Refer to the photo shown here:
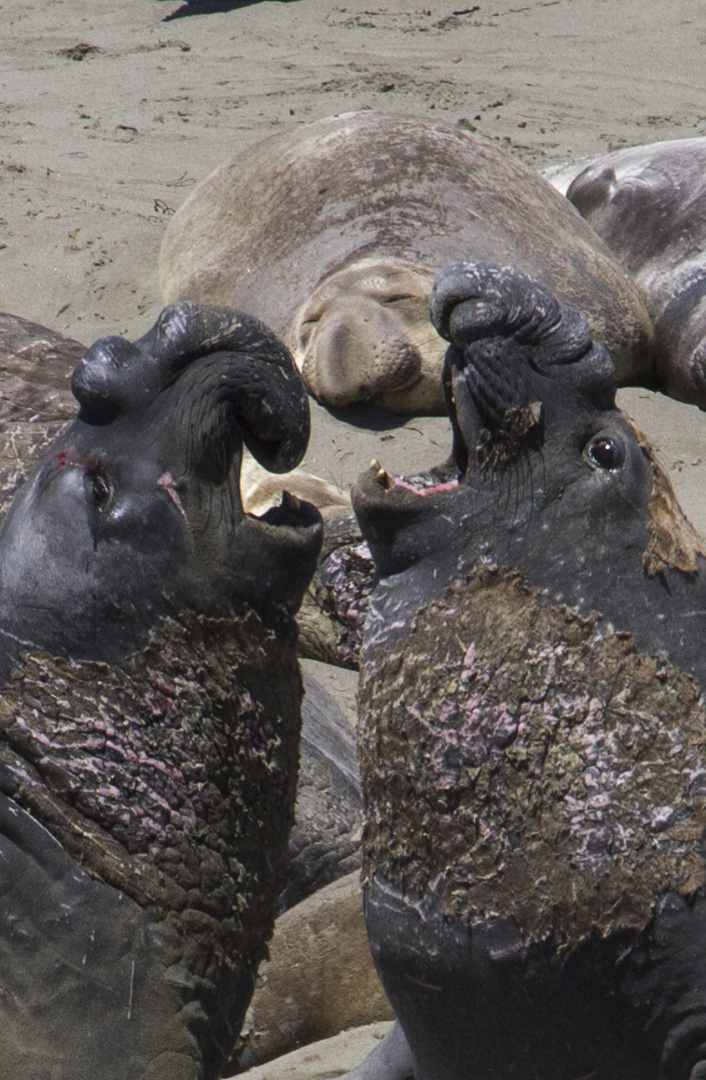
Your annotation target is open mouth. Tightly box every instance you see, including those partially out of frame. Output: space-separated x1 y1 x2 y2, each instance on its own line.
256 488 321 530
370 457 462 499
357 354 477 510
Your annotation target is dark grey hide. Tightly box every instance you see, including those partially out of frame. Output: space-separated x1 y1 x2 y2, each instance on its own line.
0 303 322 1080
351 263 706 1080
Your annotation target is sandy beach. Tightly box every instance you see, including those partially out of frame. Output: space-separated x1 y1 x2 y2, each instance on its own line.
3 0 706 527
1 0 704 345
3 2 706 1075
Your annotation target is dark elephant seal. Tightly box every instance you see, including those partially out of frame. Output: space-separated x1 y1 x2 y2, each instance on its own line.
350 261 706 1080
159 111 654 413
0 310 365 912
565 138 706 409
283 659 362 909
0 303 323 1079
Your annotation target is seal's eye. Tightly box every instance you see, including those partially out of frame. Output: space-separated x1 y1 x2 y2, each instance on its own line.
585 433 625 471
92 474 111 504
382 293 415 305
85 467 111 507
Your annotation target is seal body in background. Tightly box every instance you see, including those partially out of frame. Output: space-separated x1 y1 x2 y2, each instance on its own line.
160 111 654 414
565 137 706 409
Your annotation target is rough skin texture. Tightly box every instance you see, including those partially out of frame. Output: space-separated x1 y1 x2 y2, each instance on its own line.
360 566 706 953
0 313 82 513
0 608 302 1077
297 510 374 669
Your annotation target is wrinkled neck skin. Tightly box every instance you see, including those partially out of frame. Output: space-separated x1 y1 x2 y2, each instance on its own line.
0 789 250 1080
0 607 302 1080
354 339 706 688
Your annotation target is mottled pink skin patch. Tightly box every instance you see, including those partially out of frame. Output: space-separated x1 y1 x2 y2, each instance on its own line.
320 541 375 662
0 612 300 891
408 696 521 788
13 674 209 847
360 567 706 947
157 472 187 519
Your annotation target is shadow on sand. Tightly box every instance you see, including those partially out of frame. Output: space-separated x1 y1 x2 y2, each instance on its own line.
161 0 300 19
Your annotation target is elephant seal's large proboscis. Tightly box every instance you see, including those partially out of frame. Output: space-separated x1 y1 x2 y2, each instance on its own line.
159 111 654 414
565 138 706 409
0 303 322 1080
351 263 706 1080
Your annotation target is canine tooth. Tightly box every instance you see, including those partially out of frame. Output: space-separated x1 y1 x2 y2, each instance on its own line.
280 490 302 512
370 459 392 488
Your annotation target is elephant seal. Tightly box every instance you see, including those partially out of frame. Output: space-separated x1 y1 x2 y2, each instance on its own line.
283 660 362 909
565 138 706 409
237 870 393 1070
0 303 323 1079
159 111 654 413
0 309 365 919
350 261 706 1080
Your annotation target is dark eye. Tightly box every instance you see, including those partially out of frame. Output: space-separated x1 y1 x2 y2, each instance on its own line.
89 472 111 505
586 434 624 471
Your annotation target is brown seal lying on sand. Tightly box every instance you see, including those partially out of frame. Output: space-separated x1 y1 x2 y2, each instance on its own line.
159 111 654 414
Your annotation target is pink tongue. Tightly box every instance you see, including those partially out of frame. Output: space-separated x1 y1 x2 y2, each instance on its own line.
392 477 459 497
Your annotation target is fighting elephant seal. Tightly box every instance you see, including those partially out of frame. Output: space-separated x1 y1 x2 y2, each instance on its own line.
350 261 706 1080
0 309 365 917
0 303 323 1079
159 111 654 413
565 138 706 409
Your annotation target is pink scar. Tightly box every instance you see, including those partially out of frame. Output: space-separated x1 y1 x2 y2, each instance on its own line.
158 473 187 519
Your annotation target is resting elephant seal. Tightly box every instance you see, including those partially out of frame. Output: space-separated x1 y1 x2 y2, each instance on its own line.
351 261 706 1080
0 303 323 1079
564 138 706 409
159 111 654 413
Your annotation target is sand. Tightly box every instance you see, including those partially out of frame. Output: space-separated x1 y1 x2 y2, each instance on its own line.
4 0 706 525
1 0 704 346
3 2 706 1076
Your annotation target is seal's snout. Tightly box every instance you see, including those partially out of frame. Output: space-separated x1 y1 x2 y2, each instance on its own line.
430 261 618 467
430 260 592 367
